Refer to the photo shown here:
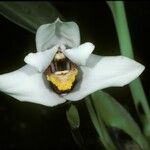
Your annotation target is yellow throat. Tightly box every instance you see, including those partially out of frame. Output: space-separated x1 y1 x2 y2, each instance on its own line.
46 68 78 91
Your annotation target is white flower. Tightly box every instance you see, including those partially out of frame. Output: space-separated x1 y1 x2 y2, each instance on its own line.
0 18 145 107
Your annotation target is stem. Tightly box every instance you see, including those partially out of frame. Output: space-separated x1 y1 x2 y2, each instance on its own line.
107 1 150 135
66 103 86 149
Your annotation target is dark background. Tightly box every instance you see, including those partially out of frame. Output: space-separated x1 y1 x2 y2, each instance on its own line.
0 1 150 150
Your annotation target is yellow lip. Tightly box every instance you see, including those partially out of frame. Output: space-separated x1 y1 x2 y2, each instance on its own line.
46 68 78 91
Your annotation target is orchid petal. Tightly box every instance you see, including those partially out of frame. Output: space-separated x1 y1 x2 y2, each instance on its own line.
64 54 145 101
36 18 80 51
0 65 66 106
64 42 95 65
24 46 58 72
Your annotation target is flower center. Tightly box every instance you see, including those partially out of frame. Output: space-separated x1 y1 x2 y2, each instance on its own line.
44 51 78 94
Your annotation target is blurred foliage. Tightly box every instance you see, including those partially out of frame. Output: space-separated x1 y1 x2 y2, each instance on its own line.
0 2 62 33
91 91 149 149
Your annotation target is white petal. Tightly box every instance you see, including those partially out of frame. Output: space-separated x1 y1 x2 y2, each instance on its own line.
64 54 145 101
24 46 58 72
64 42 95 65
36 18 80 51
0 65 66 106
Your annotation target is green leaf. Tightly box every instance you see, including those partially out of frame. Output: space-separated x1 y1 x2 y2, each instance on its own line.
91 91 150 150
0 2 62 33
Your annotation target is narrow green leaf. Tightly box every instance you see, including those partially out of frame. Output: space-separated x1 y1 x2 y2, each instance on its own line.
0 2 62 33
91 91 150 150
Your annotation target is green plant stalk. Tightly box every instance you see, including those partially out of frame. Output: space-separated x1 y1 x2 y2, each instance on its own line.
107 1 150 133
85 97 117 150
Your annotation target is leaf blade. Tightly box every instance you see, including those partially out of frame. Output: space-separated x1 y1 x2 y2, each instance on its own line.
92 91 150 150
0 2 62 33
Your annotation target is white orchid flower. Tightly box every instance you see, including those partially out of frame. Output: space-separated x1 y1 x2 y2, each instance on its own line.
0 18 145 107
